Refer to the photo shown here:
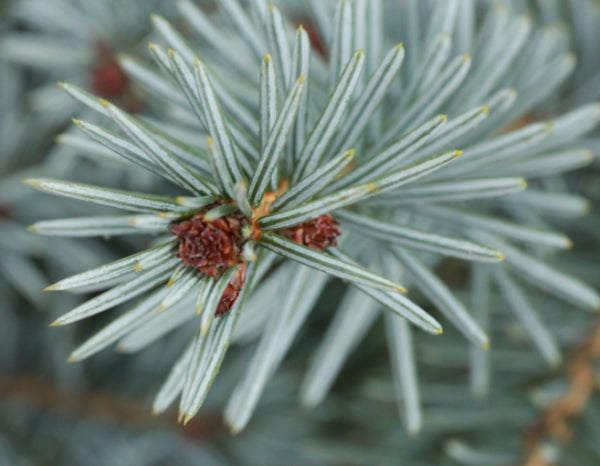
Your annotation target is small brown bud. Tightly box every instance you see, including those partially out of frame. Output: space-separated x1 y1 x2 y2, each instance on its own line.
279 214 341 251
216 262 247 316
91 59 129 99
170 202 251 278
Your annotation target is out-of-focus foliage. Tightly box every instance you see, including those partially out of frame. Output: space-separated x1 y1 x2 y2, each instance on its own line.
1 1 599 465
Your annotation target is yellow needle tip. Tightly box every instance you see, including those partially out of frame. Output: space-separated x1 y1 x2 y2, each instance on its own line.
407 427 420 437
227 422 240 435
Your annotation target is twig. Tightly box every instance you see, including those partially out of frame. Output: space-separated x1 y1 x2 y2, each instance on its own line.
0 374 223 437
524 320 600 465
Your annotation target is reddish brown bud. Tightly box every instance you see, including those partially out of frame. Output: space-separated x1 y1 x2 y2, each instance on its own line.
170 202 251 278
279 214 341 251
90 59 129 99
216 262 247 316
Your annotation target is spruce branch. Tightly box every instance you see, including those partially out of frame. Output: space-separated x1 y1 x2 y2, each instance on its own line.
17 0 600 435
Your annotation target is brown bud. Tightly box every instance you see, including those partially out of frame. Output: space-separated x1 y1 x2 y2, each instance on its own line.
278 214 341 251
91 59 129 99
216 262 247 316
170 203 250 278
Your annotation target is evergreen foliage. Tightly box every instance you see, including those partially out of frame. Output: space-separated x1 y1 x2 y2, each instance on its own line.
1 0 600 464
